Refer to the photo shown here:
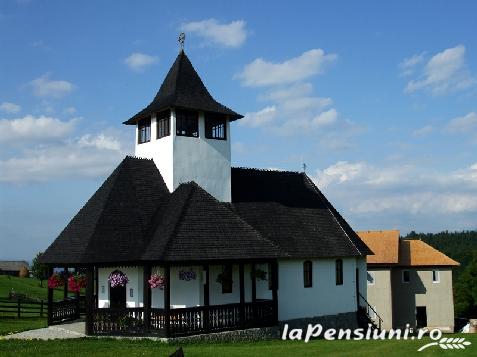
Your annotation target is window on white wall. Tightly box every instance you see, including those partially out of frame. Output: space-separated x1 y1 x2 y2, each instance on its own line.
157 110 171 139
402 270 410 283
336 259 343 285
138 117 151 144
367 271 375 285
303 261 313 288
130 288 134 298
432 269 440 283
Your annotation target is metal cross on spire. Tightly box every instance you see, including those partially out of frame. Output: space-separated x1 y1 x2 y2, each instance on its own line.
178 32 185 50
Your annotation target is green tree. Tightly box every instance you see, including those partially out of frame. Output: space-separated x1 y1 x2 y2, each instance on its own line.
31 252 49 287
454 251 477 318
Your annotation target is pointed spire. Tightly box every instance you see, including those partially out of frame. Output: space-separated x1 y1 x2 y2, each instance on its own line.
124 49 243 124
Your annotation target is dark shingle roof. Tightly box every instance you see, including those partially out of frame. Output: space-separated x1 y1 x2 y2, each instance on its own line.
143 183 281 262
40 157 170 265
123 50 243 125
231 168 373 258
41 158 279 265
40 159 370 265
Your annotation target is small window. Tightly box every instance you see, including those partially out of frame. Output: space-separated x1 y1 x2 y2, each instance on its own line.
303 261 313 288
129 288 134 298
432 270 440 283
402 270 410 283
101 286 105 294
367 271 375 285
176 109 199 137
336 259 343 285
221 264 233 294
157 110 170 139
138 118 151 144
205 114 227 140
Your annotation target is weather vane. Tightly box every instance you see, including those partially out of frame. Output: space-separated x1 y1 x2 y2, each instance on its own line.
178 32 185 50
303 163 307 173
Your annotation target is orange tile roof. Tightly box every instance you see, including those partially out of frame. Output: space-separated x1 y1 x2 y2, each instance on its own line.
398 240 459 267
357 230 460 266
357 230 400 264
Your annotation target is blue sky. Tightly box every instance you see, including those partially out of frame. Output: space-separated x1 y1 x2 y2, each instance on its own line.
1 0 476 261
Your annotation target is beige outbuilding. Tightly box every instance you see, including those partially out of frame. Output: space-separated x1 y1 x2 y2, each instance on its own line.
357 230 459 332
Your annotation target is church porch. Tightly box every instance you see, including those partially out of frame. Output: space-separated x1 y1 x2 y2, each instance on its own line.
48 260 278 337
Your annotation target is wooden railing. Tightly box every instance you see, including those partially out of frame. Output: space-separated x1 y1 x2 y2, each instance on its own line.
92 300 275 337
93 307 145 335
51 298 80 324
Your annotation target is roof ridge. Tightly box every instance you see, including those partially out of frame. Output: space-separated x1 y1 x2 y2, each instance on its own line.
232 166 301 174
302 173 368 257
77 159 125 263
157 185 195 261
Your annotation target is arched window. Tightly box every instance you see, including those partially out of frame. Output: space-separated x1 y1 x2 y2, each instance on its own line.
303 260 312 288
336 259 343 285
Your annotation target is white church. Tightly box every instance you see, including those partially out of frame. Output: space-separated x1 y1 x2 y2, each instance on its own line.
40 43 374 338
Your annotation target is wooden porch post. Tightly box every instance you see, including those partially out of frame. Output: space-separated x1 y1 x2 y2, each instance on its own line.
74 267 80 319
85 265 94 335
63 266 68 300
239 262 245 328
251 263 257 322
94 267 99 308
47 266 53 326
164 264 171 337
143 264 151 333
271 260 279 324
203 264 210 332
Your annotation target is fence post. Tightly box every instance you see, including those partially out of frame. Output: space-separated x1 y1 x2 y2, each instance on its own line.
17 299 21 318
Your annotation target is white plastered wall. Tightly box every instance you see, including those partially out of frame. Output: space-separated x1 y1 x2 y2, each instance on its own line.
134 110 231 202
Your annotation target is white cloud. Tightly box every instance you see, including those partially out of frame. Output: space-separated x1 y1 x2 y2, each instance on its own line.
399 52 425 76
236 49 337 87
311 108 338 128
63 106 77 115
262 83 314 101
182 19 247 48
78 134 121 151
0 133 126 183
0 102 21 114
446 112 477 133
404 45 476 95
280 96 333 113
0 115 76 143
29 73 75 98
412 125 433 137
312 160 477 219
240 106 277 127
124 53 158 72
315 161 368 188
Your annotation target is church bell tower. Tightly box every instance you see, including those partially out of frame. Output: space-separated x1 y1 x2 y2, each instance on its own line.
123 40 242 202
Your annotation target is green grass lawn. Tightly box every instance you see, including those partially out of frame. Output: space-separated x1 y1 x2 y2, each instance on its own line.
0 334 475 357
0 318 47 335
0 275 64 301
0 275 66 335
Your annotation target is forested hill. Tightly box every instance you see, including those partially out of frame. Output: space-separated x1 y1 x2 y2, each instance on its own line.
404 230 477 277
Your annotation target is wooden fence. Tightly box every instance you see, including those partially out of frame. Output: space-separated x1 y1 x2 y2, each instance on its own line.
0 298 46 318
